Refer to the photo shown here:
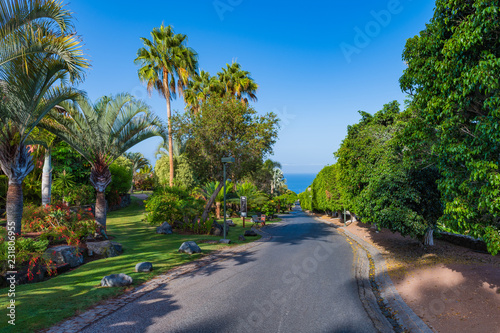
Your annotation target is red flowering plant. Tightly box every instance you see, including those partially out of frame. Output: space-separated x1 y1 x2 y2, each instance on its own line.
22 203 97 247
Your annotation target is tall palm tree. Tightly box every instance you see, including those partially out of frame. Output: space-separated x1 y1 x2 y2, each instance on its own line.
184 70 220 114
0 0 88 234
154 137 187 160
217 62 258 104
39 94 163 230
135 24 198 187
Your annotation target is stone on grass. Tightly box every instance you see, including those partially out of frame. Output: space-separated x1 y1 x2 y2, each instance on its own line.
135 262 153 272
156 222 173 235
87 241 123 258
226 219 236 227
87 241 123 257
219 239 231 244
43 245 83 268
101 273 133 287
244 230 258 237
238 235 246 241
178 241 202 254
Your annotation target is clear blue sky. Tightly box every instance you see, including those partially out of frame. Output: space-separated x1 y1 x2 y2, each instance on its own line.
70 0 436 174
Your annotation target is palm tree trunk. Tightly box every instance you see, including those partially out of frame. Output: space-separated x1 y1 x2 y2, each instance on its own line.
164 71 174 187
216 201 221 219
6 182 23 235
41 148 52 206
95 191 107 230
201 181 224 222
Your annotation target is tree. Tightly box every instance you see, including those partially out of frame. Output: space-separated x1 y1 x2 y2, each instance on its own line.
39 94 163 230
217 62 258 104
335 101 442 245
311 164 342 216
400 0 500 254
174 96 279 222
0 0 88 233
196 180 232 219
124 152 150 193
135 24 198 187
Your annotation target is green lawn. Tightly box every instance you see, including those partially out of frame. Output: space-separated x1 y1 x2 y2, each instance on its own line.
0 198 261 332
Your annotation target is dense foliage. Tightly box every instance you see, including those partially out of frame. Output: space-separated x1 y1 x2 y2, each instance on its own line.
400 0 500 254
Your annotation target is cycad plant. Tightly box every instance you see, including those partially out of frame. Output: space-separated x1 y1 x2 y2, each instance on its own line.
39 94 163 229
0 0 88 234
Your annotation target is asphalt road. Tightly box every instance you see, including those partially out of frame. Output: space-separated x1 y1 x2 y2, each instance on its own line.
82 208 376 333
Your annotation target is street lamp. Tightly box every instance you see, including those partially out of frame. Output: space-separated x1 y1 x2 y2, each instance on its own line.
221 157 235 240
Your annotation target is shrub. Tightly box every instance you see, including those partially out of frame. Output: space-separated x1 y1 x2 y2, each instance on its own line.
107 156 133 196
144 185 205 233
260 200 277 217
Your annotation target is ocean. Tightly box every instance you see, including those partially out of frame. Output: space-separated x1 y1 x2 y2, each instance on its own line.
284 173 317 194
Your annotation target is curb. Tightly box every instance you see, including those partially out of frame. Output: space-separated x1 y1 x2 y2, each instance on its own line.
43 228 272 333
315 216 434 333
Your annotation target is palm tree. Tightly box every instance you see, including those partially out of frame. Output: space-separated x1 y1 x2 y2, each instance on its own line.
154 137 187 160
39 94 163 230
217 62 258 104
0 0 86 72
184 70 220 114
234 181 268 208
135 24 198 187
124 152 150 193
197 180 232 219
0 0 88 234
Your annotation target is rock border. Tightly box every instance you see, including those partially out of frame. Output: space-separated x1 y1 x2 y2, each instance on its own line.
315 215 434 333
43 227 271 333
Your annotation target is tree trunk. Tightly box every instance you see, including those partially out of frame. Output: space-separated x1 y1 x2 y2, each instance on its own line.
95 191 107 230
423 227 434 246
216 202 221 219
337 210 344 223
41 149 52 206
201 181 224 222
164 72 174 187
6 182 23 235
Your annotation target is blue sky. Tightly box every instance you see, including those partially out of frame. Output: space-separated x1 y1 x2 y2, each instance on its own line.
70 0 436 175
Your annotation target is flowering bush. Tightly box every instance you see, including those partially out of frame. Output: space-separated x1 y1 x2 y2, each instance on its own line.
22 203 97 247
260 200 277 217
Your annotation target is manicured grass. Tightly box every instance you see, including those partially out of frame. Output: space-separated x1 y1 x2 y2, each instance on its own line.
0 198 260 332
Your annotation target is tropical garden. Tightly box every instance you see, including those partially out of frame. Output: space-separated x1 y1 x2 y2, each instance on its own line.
300 0 500 256
0 1 297 330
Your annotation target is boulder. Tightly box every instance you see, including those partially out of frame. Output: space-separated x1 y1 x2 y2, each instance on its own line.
178 241 202 254
101 273 133 287
135 262 153 272
43 245 83 268
219 239 231 244
87 241 123 258
244 230 258 237
210 220 230 236
156 222 173 235
238 235 246 241
226 219 236 227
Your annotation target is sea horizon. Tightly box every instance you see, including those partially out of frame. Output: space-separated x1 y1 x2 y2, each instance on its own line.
284 173 317 194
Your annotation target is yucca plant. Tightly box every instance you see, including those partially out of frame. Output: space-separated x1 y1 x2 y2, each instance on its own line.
39 94 163 229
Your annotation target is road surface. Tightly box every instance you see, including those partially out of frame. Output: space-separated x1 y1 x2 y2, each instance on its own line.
83 208 376 333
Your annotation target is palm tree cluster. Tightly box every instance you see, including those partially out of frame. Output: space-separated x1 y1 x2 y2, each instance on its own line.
135 24 259 187
0 0 163 233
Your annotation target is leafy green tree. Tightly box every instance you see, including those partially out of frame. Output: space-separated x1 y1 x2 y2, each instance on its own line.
0 0 88 233
135 24 198 187
39 94 162 230
311 164 342 216
400 0 500 254
174 96 279 222
335 101 442 245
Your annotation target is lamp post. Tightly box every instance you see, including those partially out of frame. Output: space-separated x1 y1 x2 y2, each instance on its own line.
221 157 235 240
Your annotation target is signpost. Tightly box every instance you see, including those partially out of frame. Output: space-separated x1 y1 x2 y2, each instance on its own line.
240 196 247 227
